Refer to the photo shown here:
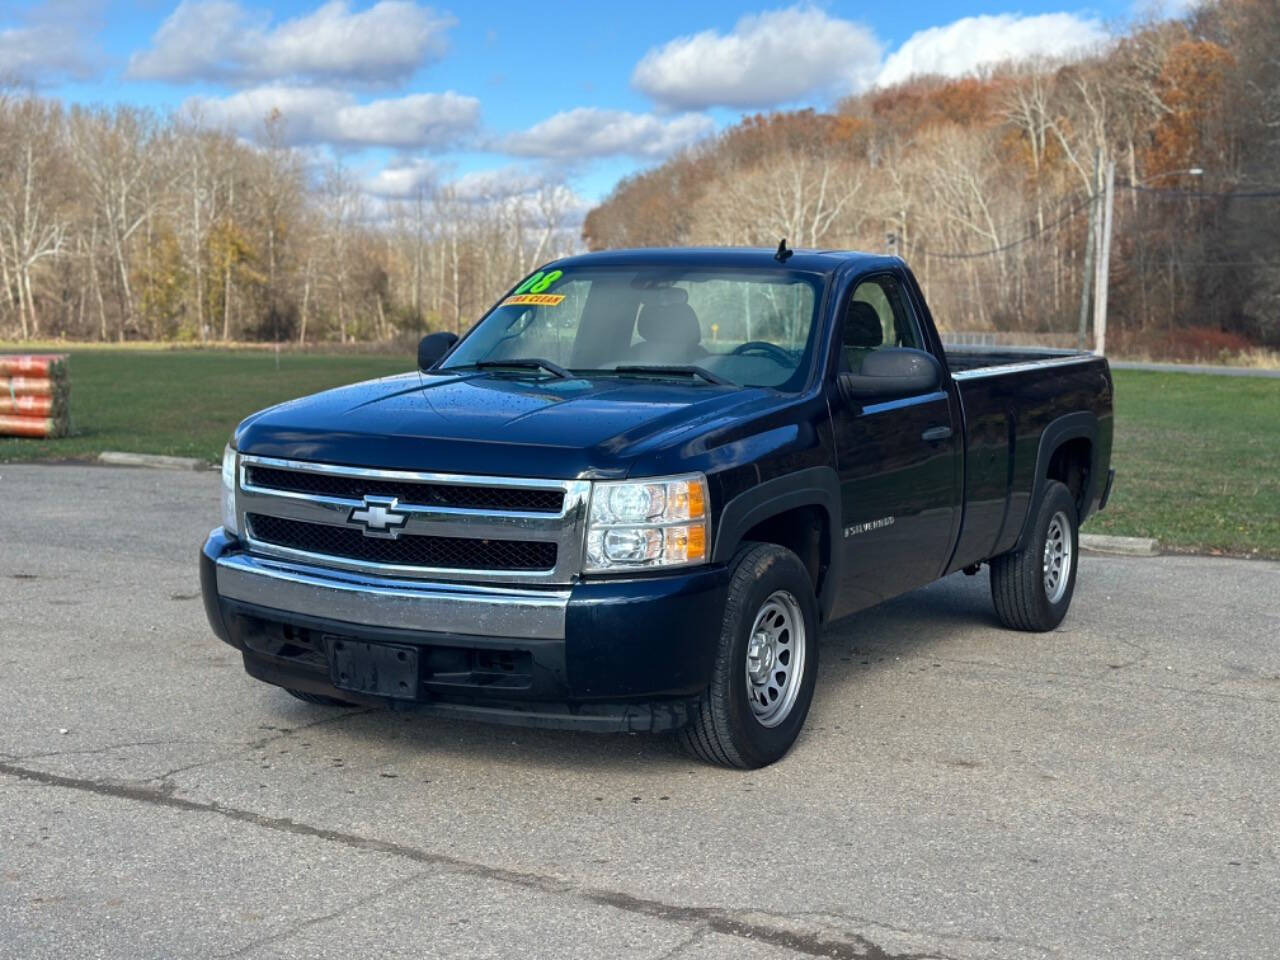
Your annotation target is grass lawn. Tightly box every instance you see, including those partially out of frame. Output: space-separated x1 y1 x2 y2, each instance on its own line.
1087 369 1280 558
0 348 409 464
2 350 1277 557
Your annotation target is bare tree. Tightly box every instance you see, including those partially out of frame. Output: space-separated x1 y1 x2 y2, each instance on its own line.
70 106 169 340
321 162 363 343
0 98 68 337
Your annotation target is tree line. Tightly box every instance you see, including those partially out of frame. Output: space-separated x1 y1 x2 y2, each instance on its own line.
585 0 1280 354
0 105 577 344
3 0 1277 355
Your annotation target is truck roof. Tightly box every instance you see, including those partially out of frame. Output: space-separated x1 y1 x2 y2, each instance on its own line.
547 247 901 274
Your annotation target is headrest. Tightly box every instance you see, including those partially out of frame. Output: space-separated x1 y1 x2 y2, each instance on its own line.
644 286 689 307
637 302 701 346
844 302 883 349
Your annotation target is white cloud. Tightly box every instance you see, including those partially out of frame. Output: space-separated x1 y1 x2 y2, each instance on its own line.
366 159 437 197
451 169 591 226
1133 0 1200 18
501 109 714 160
877 13 1109 87
451 166 549 201
367 162 589 239
0 1 102 83
128 0 454 87
335 92 477 147
186 86 480 149
632 6 881 111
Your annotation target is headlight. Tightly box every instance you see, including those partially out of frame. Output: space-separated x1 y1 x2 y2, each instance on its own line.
220 444 239 536
584 474 709 573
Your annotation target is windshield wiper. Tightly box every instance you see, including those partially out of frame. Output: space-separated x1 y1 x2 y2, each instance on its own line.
612 364 733 386
472 358 572 379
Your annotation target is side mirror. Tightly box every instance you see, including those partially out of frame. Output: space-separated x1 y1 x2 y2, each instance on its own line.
418 331 459 370
838 348 940 406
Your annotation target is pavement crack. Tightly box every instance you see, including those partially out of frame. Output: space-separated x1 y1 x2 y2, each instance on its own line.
0 759 934 960
214 871 433 958
651 926 709 960
583 891 945 960
788 910 1060 958
11 710 377 785
930 655 1280 706
146 752 244 786
1106 636 1152 671
145 709 374 786
245 708 375 751
12 738 225 763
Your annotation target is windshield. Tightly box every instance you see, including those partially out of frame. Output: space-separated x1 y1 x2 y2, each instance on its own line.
441 266 824 390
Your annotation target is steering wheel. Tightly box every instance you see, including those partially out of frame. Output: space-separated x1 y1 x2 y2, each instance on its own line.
730 341 793 366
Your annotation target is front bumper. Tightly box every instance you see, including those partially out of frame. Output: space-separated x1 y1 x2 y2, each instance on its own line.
201 529 728 732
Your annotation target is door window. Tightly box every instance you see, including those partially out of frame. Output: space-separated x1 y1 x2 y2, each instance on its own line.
840 275 923 373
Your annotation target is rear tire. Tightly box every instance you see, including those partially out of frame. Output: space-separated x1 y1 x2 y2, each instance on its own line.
990 480 1079 632
285 688 359 707
679 543 819 769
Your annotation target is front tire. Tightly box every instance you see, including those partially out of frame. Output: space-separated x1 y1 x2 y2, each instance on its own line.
990 480 1079 631
679 544 819 769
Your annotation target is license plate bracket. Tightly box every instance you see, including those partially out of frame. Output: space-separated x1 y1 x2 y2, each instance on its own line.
325 636 419 700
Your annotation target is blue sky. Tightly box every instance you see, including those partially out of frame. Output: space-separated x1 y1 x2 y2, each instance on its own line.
2 0 1189 205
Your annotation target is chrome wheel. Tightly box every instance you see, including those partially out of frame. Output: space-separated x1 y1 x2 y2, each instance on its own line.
744 590 806 727
1043 510 1073 604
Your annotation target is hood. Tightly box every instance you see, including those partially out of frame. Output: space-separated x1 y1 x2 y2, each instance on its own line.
234 370 787 478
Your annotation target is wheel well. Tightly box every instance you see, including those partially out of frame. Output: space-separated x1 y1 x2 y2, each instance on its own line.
738 505 829 593
1047 437 1092 517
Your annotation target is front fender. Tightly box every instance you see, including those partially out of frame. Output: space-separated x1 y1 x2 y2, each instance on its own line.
712 465 842 620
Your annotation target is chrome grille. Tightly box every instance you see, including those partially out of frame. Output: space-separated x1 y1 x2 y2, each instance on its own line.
247 514 558 571
244 464 565 513
237 455 589 584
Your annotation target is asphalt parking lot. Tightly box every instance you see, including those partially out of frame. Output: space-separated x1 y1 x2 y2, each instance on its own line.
1 463 1277 960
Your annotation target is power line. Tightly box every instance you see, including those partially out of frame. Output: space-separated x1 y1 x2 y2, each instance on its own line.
1120 183 1280 199
1130 260 1280 268
898 188 1280 263
902 195 1093 261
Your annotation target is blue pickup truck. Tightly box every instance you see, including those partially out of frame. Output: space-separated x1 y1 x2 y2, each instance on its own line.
201 247 1114 768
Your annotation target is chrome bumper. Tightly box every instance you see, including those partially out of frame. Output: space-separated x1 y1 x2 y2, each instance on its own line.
214 552 570 640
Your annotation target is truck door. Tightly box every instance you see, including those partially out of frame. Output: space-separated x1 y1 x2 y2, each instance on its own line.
829 273 961 613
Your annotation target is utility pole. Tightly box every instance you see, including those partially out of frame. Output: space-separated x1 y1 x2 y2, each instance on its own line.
1077 149 1100 350
1093 159 1116 356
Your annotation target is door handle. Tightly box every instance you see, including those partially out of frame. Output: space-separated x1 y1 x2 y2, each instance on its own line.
922 425 953 443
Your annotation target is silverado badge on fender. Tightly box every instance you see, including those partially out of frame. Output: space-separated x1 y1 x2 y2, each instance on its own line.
348 496 409 539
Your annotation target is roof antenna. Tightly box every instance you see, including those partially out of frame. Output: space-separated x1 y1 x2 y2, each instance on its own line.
774 238 793 263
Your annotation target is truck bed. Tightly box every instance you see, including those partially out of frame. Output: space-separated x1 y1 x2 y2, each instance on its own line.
941 345 1115 575
943 346 1095 375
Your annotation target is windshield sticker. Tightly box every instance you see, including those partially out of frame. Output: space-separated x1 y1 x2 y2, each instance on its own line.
511 269 564 296
503 293 566 307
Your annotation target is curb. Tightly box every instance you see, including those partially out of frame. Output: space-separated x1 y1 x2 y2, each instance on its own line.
1080 533 1160 557
98 451 212 472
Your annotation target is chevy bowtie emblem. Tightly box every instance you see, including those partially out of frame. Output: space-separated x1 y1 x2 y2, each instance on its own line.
348 496 409 539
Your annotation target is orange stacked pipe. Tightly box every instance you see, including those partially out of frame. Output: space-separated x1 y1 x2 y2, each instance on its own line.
0 355 68 378
0 375 55 396
0 395 55 416
0 354 70 438
0 415 61 437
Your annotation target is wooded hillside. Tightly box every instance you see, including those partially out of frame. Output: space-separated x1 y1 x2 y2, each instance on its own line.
585 0 1280 355
2 0 1276 355
0 107 577 344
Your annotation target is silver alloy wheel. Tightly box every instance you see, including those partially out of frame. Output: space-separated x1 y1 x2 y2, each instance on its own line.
744 590 806 728
1043 510 1073 604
